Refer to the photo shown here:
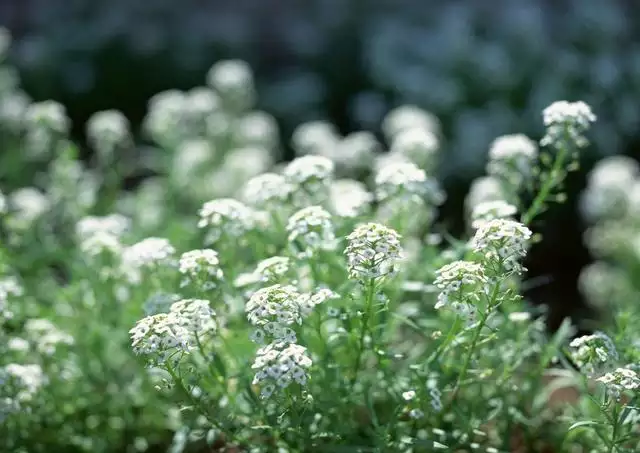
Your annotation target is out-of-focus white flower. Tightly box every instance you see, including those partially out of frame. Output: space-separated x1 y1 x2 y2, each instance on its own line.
465 176 506 214
541 100 596 148
291 120 340 157
2 363 47 403
178 249 224 290
197 198 256 245
171 140 214 187
8 187 49 227
298 288 339 316
123 237 176 269
470 219 532 274
402 390 416 401
242 173 293 210
329 179 373 218
382 105 441 141
86 109 130 156
389 127 440 172
284 155 335 206
76 214 131 241
7 337 29 352
579 156 639 222
207 59 255 112
569 331 618 376
470 200 518 229
253 256 292 284
486 134 538 189
24 319 74 355
234 111 279 151
286 206 336 257
375 161 444 206
251 341 312 398
333 131 379 173
25 100 70 135
345 223 403 281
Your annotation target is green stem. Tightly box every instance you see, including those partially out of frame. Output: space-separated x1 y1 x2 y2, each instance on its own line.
608 405 619 453
521 146 568 225
351 279 376 387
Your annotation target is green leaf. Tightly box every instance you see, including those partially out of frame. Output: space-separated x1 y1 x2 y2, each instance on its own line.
568 420 600 432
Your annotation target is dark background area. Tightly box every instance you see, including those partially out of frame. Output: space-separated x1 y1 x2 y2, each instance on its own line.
2 0 639 329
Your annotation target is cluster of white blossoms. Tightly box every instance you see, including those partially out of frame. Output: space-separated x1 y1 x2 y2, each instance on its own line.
86 109 131 156
253 256 292 284
596 367 640 400
0 276 23 320
197 198 256 245
23 319 74 356
76 214 131 240
470 219 532 274
207 59 255 112
388 127 439 172
569 331 619 376
251 341 312 399
286 206 336 257
345 223 403 281
470 200 518 230
298 288 339 316
178 249 224 290
24 100 70 156
375 161 444 206
540 100 597 149
8 187 50 228
122 237 176 283
1 363 47 406
579 156 639 222
486 134 538 190
246 285 304 340
283 155 335 206
130 299 216 365
433 261 489 317
241 173 293 210
329 179 373 219
381 105 441 142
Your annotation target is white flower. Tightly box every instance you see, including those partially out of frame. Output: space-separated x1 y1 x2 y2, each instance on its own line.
389 127 439 171
130 313 191 363
433 261 488 315
25 100 70 135
197 198 256 244
86 109 130 152
345 223 403 281
242 173 293 209
596 367 640 399
465 176 506 213
470 200 518 229
178 249 224 290
286 206 336 257
541 100 596 148
487 134 538 189
375 161 444 206
409 408 424 419
246 284 304 329
234 111 279 150
251 342 312 397
470 219 532 274
24 319 74 355
2 364 47 402
291 121 340 157
283 155 334 206
76 214 131 240
7 337 29 352
402 390 416 401
382 105 441 141
569 331 618 376
254 256 292 283
579 156 639 222
329 179 373 218
80 231 123 257
298 288 340 316
207 59 255 111
169 299 217 335
123 237 176 269
9 188 49 226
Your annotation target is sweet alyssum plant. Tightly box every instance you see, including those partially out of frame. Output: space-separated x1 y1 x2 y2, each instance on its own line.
1 26 637 451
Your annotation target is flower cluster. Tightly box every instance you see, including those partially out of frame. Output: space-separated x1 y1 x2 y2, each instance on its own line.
375 161 444 206
178 249 224 290
241 173 293 210
246 285 304 337
23 319 74 355
0 276 23 320
283 155 335 206
470 219 532 274
1 364 47 406
569 332 619 376
253 256 292 284
251 342 312 398
86 109 131 157
433 261 489 317
197 198 256 245
130 299 216 365
596 367 640 400
470 200 518 229
298 288 340 316
541 101 597 149
286 206 336 257
329 179 373 219
345 223 403 281
486 134 538 190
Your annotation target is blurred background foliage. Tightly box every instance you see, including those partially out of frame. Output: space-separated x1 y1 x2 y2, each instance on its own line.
1 0 639 326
